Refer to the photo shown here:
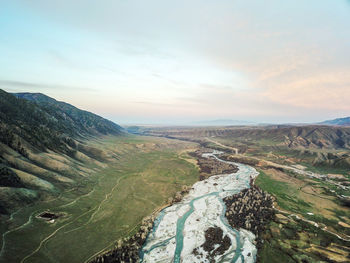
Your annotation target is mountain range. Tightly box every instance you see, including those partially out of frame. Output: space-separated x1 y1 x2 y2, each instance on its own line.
320 116 350 126
188 117 350 127
0 89 124 214
0 88 349 214
0 90 123 157
190 119 256 126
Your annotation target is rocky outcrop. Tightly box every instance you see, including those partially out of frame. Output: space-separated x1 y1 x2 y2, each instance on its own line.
224 180 275 243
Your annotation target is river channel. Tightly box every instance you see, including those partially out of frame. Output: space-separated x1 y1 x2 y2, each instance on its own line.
141 150 258 263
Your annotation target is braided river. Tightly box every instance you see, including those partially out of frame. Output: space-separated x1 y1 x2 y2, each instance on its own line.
141 151 259 263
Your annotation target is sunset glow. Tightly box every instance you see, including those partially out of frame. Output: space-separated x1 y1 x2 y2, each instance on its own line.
1 0 349 124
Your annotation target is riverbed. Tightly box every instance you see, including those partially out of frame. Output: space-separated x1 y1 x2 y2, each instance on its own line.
141 151 259 263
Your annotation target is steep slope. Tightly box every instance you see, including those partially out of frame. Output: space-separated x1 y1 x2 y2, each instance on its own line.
320 116 350 126
1 89 75 156
0 89 124 214
13 92 123 137
1 90 123 156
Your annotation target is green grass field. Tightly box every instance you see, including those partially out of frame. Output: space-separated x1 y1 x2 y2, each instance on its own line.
0 135 199 263
255 171 313 214
256 169 350 262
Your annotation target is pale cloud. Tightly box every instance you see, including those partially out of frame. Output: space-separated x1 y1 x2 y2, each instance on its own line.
263 70 350 110
1 0 349 124
0 80 96 92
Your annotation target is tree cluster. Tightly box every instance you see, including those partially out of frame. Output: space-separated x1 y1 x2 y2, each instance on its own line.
0 165 23 188
224 181 275 240
91 215 156 263
193 227 232 263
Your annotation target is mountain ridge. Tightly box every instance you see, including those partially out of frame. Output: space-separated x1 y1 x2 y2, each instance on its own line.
190 119 256 126
320 116 350 126
0 89 124 214
13 92 123 136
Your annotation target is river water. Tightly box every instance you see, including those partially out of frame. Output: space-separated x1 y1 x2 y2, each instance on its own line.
140 151 258 263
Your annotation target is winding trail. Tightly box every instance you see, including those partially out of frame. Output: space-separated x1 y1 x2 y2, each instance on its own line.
19 174 127 263
8 208 23 222
63 175 127 235
20 205 99 263
0 209 41 258
0 185 86 260
58 187 96 208
0 185 99 261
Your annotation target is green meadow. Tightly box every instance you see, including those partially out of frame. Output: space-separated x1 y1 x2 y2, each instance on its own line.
0 135 199 263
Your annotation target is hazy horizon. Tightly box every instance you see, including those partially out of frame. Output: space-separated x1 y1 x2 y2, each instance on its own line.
1 1 349 125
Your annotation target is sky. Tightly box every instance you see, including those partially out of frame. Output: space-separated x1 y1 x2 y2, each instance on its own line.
1 0 349 125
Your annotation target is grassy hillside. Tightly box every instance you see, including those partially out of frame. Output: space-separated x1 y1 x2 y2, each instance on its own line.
1 90 123 156
256 170 350 263
0 89 124 215
14 92 123 136
0 135 199 263
0 90 201 262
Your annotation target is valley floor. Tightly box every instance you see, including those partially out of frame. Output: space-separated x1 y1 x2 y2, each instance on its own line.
2 125 350 263
0 135 199 263
133 126 350 262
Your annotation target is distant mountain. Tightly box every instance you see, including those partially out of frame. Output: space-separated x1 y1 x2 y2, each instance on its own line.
191 119 255 126
320 116 350 126
141 125 350 170
143 125 350 150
